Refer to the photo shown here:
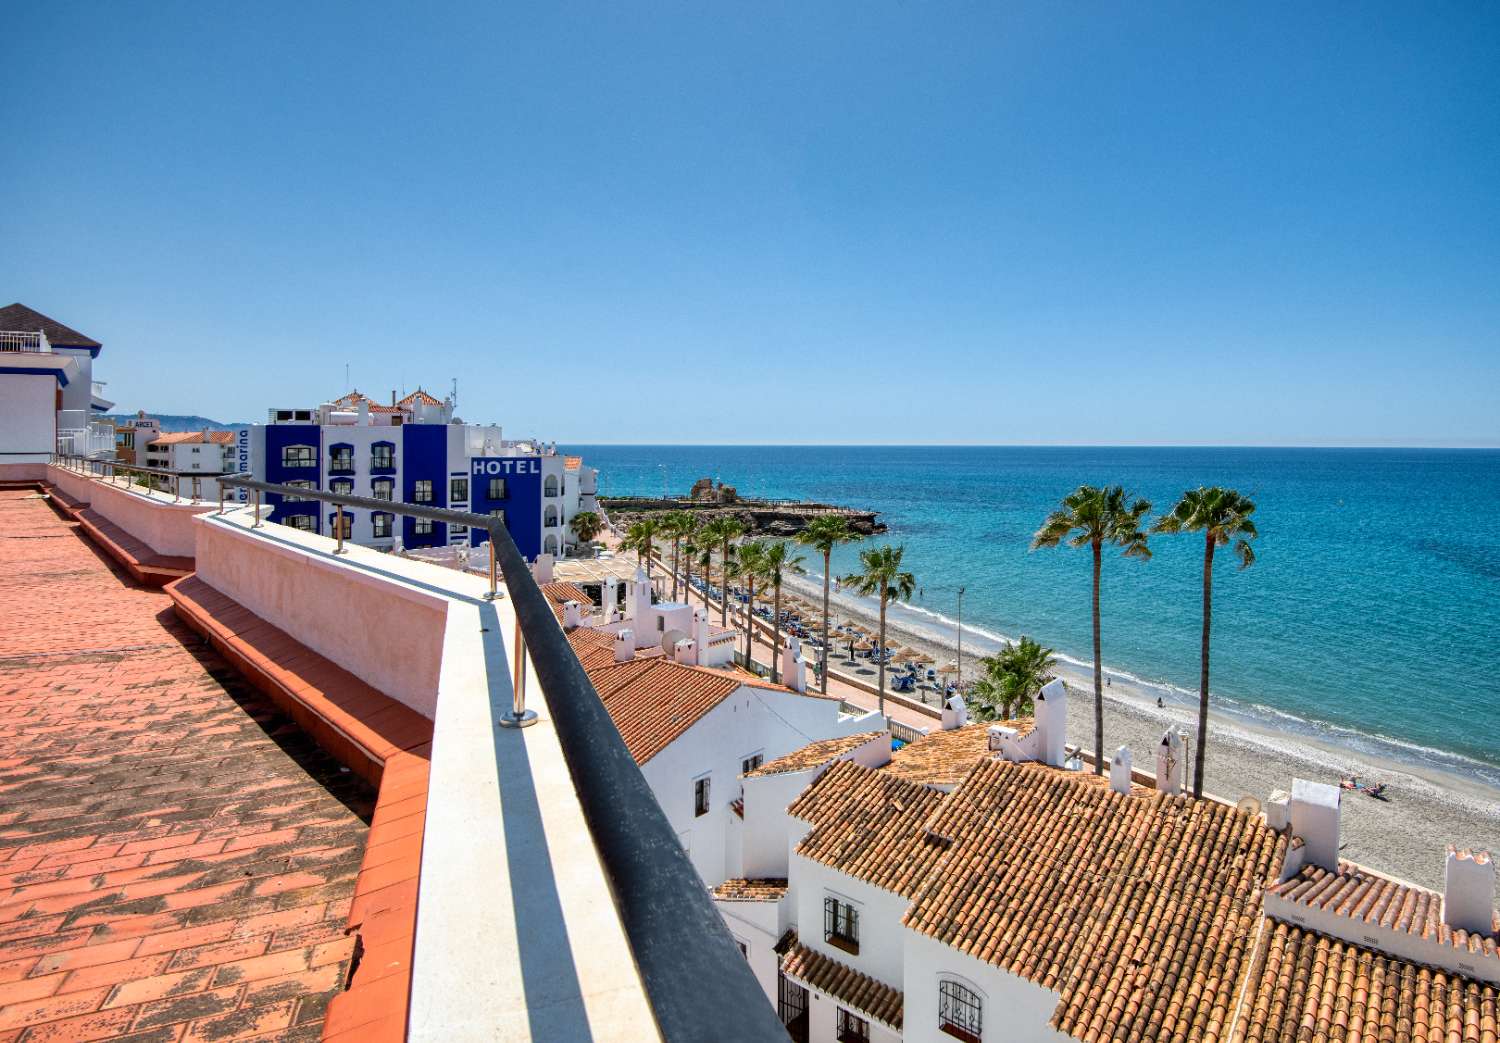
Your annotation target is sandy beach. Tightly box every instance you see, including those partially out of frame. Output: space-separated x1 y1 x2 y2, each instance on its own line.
764 569 1500 892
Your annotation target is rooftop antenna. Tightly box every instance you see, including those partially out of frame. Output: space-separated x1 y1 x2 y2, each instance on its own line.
345 362 350 391
451 377 458 409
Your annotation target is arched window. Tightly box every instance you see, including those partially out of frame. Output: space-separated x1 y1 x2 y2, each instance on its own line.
544 474 560 497
938 979 982 1043
544 534 559 555
544 505 559 527
328 443 355 474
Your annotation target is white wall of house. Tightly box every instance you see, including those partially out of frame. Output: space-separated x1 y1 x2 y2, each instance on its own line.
639 688 874 888
901 929 1070 1043
0 373 57 461
53 348 94 417
796 985 901 1043
713 896 787 1004
790 855 912 989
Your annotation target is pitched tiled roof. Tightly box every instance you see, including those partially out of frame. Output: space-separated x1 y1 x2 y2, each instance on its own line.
148 430 235 446
712 878 788 901
882 720 1032 788
781 939 904 1030
745 730 887 778
903 758 1286 1042
1266 860 1500 956
399 388 443 407
0 302 101 348
564 455 584 470
787 760 947 895
1233 919 1500 1043
540 581 594 623
567 626 620 672
585 658 743 764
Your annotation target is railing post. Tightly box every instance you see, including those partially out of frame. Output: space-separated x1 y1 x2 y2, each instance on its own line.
252 489 262 528
173 475 181 503
485 527 499 601
192 476 201 502
334 503 347 554
218 483 225 515
499 608 538 729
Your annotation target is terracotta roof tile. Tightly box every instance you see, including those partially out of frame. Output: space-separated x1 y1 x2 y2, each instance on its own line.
1233 919 1500 1043
781 938 904 1030
881 720 1032 789
567 626 620 672
745 731 887 778
788 761 947 895
564 456 583 470
584 658 742 764
148 430 234 446
540 581 593 623
712 879 788 902
1266 860 1500 956
398 388 443 407
903 758 1287 1042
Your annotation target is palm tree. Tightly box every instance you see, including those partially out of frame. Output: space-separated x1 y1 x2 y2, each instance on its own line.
732 540 767 668
1152 487 1258 798
620 518 661 584
757 541 806 684
701 516 746 627
971 637 1056 721
680 518 703 607
1032 486 1152 776
797 516 863 694
569 511 604 546
659 510 695 601
839 545 916 716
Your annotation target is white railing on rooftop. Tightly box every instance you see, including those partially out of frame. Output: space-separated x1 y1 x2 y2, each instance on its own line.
57 422 117 459
0 330 50 353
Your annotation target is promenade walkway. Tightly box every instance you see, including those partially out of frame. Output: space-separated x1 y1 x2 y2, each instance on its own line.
0 489 371 1041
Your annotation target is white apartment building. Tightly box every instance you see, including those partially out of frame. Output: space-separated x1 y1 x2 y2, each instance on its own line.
712 681 1500 1043
0 303 114 474
248 389 598 558
543 577 882 888
139 430 237 498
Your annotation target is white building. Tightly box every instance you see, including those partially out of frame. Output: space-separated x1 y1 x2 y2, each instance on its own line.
139 429 237 498
247 389 598 558
0 303 114 471
542 579 881 889
712 680 1500 1043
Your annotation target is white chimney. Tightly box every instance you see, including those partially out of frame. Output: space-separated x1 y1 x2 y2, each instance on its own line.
693 608 710 665
1289 778 1341 871
357 400 370 425
987 724 1018 751
780 637 806 693
1443 847 1496 936
1109 746 1132 794
532 553 555 585
602 577 619 622
1155 728 1184 795
1264 788 1291 832
562 600 582 629
614 629 635 663
1035 678 1068 767
673 638 697 665
941 694 968 731
626 568 651 622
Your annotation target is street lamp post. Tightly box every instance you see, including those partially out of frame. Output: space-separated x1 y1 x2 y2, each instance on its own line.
956 586 966 692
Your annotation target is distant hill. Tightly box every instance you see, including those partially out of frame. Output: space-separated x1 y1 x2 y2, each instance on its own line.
102 413 252 432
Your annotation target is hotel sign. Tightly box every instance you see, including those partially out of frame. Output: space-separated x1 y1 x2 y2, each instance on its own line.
471 457 541 476
234 427 251 502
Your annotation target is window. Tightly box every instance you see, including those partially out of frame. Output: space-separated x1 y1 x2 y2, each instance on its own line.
544 506 559 527
693 776 710 817
778 975 809 1043
372 478 394 501
938 981 982 1043
413 480 433 503
489 509 506 527
372 513 393 538
450 524 468 538
413 517 433 535
371 443 394 470
330 479 353 495
190 446 201 454
450 477 468 503
824 896 859 954
275 410 294 422
329 512 353 539
487 478 506 500
836 1009 869 1043
285 514 315 532
741 753 764 776
281 445 315 467
329 445 354 472
282 480 315 503
544 474 559 497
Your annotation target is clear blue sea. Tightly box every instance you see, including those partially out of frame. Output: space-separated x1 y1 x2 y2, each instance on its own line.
569 445 1500 787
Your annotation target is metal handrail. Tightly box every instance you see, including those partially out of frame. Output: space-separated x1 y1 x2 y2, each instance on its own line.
211 473 786 1041
50 453 218 505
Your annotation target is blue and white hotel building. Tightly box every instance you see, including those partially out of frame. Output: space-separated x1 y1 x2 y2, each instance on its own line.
238 389 598 560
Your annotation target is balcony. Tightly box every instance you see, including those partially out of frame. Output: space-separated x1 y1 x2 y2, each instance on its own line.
0 329 51 353
4 465 787 1041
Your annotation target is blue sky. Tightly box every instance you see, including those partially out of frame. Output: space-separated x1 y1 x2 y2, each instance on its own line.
3 3 1497 445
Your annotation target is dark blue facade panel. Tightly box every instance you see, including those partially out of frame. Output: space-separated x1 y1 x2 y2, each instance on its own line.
264 425 321 530
469 457 543 560
401 425 447 548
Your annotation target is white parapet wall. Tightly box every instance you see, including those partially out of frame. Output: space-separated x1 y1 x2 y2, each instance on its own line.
47 464 216 558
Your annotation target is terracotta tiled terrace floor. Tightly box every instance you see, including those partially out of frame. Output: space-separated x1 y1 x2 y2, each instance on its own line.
0 490 375 1042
